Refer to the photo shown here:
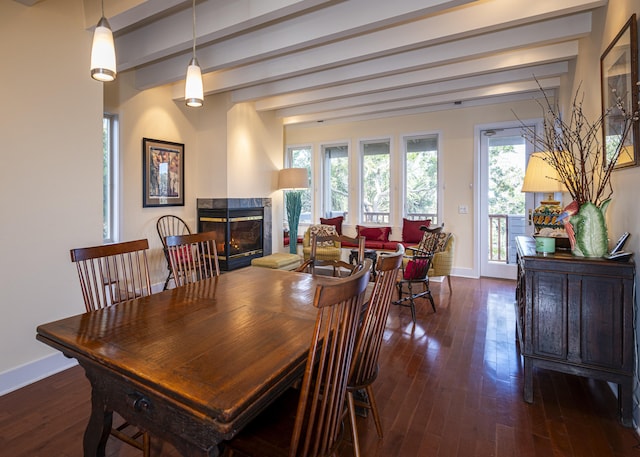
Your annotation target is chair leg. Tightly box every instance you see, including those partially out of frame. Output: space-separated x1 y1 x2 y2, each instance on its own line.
446 275 452 293
163 271 172 291
407 283 417 323
143 432 151 457
347 391 362 457
365 385 383 439
427 291 436 313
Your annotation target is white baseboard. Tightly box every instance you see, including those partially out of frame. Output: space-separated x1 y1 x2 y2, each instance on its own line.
0 352 77 397
451 267 477 278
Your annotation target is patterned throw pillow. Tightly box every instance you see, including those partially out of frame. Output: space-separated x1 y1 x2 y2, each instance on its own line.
431 232 450 252
319 216 344 235
417 229 449 253
308 224 338 246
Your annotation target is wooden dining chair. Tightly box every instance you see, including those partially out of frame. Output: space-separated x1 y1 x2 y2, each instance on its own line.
297 233 365 277
346 245 404 457
393 225 441 322
165 231 220 286
69 239 151 456
156 215 192 290
221 260 372 457
70 239 153 312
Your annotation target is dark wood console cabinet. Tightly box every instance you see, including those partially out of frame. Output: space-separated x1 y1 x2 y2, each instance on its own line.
515 236 635 426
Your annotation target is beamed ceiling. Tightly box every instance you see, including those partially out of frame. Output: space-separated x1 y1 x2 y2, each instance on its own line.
42 0 609 125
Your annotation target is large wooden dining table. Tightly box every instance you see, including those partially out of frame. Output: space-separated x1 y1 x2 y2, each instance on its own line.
36 266 334 457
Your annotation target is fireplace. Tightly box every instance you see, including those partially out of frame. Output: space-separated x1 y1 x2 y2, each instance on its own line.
197 198 272 271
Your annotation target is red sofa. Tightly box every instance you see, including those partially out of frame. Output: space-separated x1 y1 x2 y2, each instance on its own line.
322 217 432 251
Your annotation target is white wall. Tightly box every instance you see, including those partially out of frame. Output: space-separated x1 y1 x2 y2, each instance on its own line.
105 71 202 286
0 0 103 378
285 99 543 275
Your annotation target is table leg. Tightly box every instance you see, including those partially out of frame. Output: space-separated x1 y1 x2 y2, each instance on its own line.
83 388 112 457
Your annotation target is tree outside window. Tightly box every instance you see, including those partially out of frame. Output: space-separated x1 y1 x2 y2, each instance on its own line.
322 144 349 221
361 140 390 223
405 135 438 223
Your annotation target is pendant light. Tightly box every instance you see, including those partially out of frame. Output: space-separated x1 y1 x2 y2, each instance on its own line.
90 0 116 82
185 0 204 107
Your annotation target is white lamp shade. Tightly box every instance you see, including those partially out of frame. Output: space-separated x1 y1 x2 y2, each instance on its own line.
90 17 116 82
521 152 567 193
278 168 308 190
185 58 204 107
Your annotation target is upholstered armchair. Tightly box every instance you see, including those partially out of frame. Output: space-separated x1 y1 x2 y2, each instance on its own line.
302 224 342 261
428 233 454 292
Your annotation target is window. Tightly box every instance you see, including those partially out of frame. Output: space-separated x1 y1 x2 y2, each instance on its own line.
360 139 390 224
103 114 118 243
285 145 312 223
404 134 439 224
321 143 349 222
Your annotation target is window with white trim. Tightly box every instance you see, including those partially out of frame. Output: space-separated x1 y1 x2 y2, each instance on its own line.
404 134 439 224
321 143 349 222
285 145 312 223
360 139 390 224
103 113 118 243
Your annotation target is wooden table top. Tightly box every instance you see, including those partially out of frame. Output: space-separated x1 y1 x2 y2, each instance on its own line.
36 267 333 432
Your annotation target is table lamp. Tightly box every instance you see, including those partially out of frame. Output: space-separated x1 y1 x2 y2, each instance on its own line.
521 152 567 253
278 168 309 254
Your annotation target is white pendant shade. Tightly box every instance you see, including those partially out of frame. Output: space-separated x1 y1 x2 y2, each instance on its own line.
185 58 203 107
90 17 116 82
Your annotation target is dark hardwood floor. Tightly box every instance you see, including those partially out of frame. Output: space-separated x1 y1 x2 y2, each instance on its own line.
2 276 639 456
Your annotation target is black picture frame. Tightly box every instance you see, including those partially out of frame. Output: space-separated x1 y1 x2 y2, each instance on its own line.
600 14 639 169
142 138 185 207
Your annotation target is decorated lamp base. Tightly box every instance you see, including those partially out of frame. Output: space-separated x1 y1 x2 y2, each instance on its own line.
532 200 564 233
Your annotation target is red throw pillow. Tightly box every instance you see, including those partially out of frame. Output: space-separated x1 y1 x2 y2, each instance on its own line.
403 258 429 280
356 225 391 242
402 218 431 243
319 216 344 235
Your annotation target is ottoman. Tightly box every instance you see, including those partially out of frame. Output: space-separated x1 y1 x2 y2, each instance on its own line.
251 253 302 270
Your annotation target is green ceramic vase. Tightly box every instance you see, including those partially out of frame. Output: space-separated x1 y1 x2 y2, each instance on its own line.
568 200 610 257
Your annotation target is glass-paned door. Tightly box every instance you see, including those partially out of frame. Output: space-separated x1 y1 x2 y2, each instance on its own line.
480 127 534 279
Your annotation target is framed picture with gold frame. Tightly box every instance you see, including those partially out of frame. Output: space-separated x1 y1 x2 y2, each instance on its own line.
142 138 185 207
600 14 639 169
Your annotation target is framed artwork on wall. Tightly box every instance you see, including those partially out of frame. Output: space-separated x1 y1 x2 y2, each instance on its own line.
142 138 185 207
600 13 639 170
